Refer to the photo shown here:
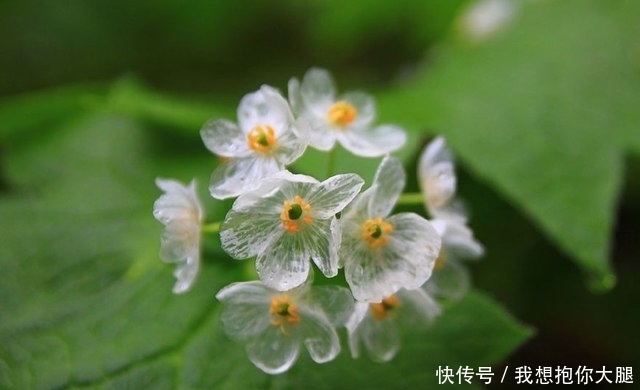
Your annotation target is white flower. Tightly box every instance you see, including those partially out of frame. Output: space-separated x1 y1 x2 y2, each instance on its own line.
216 280 354 374
340 156 441 302
220 171 364 291
288 68 406 157
152 178 203 294
346 288 440 362
418 136 485 300
418 136 457 218
425 215 484 301
201 85 308 199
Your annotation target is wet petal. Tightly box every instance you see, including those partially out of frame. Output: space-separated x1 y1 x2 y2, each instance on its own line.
345 303 369 358
200 119 251 158
310 285 355 327
245 326 300 375
256 234 312 291
153 178 202 224
369 156 405 218
360 316 400 362
216 281 273 339
306 173 364 218
209 156 282 199
336 123 406 157
298 307 341 364
418 136 457 213
171 254 199 294
238 85 292 133
397 288 441 326
220 208 282 260
300 68 336 115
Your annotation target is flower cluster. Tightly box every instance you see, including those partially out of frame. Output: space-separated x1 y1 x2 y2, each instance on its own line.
152 68 484 374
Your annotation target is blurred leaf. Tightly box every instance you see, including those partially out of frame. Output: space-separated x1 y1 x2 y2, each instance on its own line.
380 0 640 289
0 113 530 388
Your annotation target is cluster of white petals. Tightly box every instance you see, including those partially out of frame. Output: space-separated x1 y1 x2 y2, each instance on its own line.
418 137 484 301
152 178 203 294
152 68 485 374
216 279 353 374
289 68 406 157
201 85 309 199
340 156 441 302
346 288 440 362
220 171 364 291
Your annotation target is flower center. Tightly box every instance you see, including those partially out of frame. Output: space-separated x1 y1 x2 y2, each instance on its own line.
280 195 312 233
246 125 277 154
370 295 398 320
269 294 300 334
327 101 357 128
361 217 393 249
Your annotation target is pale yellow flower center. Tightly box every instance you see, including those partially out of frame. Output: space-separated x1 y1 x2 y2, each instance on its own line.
327 101 357 128
269 294 300 335
246 125 277 154
361 217 393 249
370 295 398 321
280 195 312 233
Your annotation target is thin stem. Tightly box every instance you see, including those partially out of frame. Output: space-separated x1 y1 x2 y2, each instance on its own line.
325 146 337 178
201 221 221 234
397 192 424 205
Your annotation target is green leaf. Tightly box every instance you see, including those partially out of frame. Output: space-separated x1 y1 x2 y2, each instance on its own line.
0 113 529 388
380 0 640 289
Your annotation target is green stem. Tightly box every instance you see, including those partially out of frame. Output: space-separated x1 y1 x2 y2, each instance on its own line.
325 147 337 178
397 192 424 205
201 221 221 234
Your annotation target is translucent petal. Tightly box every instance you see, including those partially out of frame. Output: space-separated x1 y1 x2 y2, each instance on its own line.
245 326 300 375
230 171 316 214
171 254 199 294
336 123 406 157
306 173 364 218
369 156 405 218
307 119 338 151
159 220 199 263
153 178 202 224
424 258 471 301
200 119 251 158
273 118 308 165
345 303 369 358
341 91 376 129
209 155 282 200
418 136 457 213
303 218 339 279
298 307 341 363
344 212 441 302
360 316 400 363
396 288 441 326
308 285 355 327
256 234 312 291
237 85 292 134
300 68 336 115
220 208 282 260
216 281 273 339
287 77 304 115
440 219 485 259
385 213 442 288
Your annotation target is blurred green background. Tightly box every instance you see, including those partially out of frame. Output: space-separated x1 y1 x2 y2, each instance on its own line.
1 0 638 388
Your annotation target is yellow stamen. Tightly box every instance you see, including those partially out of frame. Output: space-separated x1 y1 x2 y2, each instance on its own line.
361 217 393 249
246 125 277 154
370 295 398 320
280 195 312 233
269 294 300 335
327 101 357 128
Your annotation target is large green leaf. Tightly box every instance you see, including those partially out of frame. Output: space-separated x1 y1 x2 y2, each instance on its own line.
0 114 530 388
379 0 640 289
